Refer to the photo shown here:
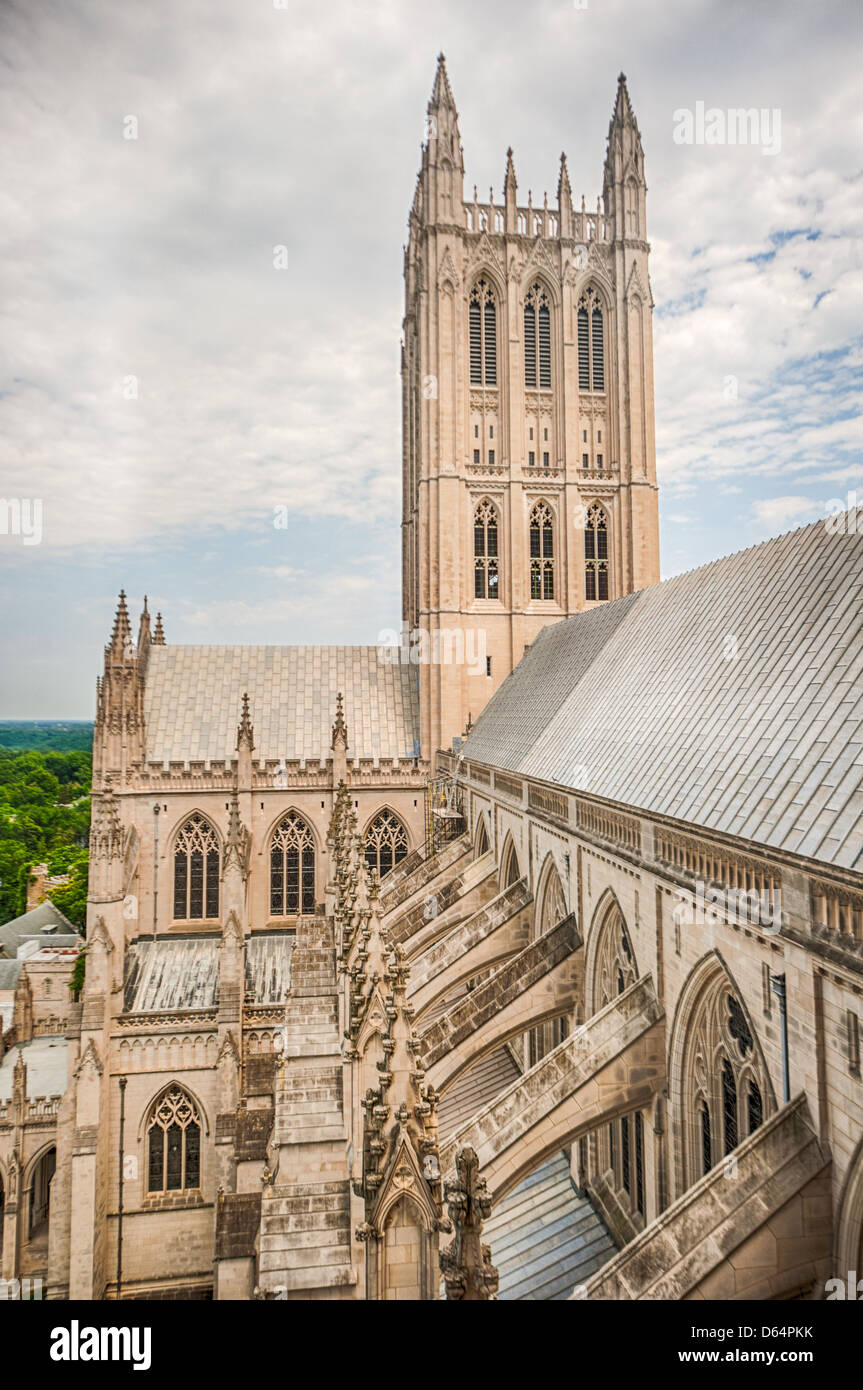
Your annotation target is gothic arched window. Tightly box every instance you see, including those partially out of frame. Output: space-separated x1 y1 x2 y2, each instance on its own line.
270 812 316 916
474 499 499 599
173 814 220 921
364 810 408 880
682 970 772 1187
475 815 490 857
585 503 609 601
529 501 555 600
146 1088 201 1193
577 288 605 392
524 283 551 389
592 900 637 1013
502 839 520 889
469 279 497 386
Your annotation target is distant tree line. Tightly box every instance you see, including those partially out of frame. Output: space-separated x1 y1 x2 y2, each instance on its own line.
0 746 91 928
0 721 94 752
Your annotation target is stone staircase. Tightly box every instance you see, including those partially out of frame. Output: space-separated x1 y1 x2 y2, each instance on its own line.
484 1153 617 1301
257 917 357 1298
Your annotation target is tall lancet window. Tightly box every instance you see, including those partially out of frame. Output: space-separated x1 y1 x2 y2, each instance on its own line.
147 1087 201 1193
474 499 499 599
584 504 609 601
173 814 220 921
529 501 555 600
524 283 551 389
469 279 497 386
270 811 316 916
577 288 605 392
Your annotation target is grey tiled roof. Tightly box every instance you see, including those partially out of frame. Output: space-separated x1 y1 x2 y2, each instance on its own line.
0 1035 68 1100
144 646 420 764
465 514 863 871
0 901 76 959
0 960 23 991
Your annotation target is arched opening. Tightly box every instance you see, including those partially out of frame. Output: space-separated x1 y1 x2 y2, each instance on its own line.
527 858 570 1064
474 814 490 858
270 811 316 916
671 955 774 1195
363 809 409 881
577 286 605 392
529 501 555 601
173 813 221 921
524 281 552 390
584 503 610 602
382 1195 425 1300
474 499 499 600
588 895 637 1016
469 278 498 386
146 1086 202 1195
501 836 520 890
28 1146 56 1256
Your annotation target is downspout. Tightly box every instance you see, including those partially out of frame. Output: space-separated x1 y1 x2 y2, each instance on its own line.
152 804 160 937
770 973 790 1103
117 1074 127 1299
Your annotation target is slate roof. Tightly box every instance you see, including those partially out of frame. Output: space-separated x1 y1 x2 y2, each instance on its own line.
0 901 77 959
0 960 23 991
123 934 294 1013
0 1035 68 1100
143 646 420 765
464 514 863 871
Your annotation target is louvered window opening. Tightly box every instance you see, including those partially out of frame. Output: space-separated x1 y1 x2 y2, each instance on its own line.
469 279 497 386
524 283 551 389
578 289 605 392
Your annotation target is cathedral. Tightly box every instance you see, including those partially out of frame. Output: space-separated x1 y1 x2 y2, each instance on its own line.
0 57 861 1303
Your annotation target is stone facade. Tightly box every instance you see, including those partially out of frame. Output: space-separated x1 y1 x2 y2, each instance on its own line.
0 57 858 1304
402 59 660 757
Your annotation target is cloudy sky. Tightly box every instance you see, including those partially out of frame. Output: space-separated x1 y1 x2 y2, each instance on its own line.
1 0 862 716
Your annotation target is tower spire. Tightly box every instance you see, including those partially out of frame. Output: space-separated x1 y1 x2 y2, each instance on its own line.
429 52 456 113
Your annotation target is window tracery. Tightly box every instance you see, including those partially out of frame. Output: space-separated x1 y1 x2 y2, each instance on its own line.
270 811 316 916
529 501 555 600
173 814 220 921
584 503 609 601
474 499 499 599
524 282 551 389
146 1088 201 1194
363 810 409 880
469 279 497 386
577 287 605 392
683 972 770 1183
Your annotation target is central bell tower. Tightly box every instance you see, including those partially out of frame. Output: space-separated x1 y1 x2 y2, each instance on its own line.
402 57 660 761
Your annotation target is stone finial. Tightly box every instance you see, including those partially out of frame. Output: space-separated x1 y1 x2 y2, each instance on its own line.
440 1146 499 1300
237 692 254 752
152 612 165 644
331 692 348 751
224 789 250 877
108 590 133 661
13 1046 27 1104
558 151 572 203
